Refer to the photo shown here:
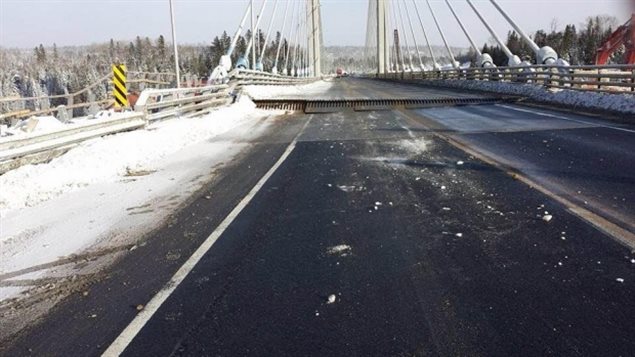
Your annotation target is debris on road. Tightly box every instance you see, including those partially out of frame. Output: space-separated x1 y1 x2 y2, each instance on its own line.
327 294 337 304
327 245 352 257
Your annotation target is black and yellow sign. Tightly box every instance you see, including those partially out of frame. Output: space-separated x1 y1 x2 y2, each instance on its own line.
112 64 128 108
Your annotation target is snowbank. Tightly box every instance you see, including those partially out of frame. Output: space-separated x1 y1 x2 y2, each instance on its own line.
1 111 139 138
2 116 65 137
0 97 269 213
243 80 334 99
417 80 635 115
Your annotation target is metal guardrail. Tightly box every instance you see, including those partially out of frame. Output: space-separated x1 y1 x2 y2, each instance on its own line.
230 69 319 86
0 113 146 174
134 84 231 122
0 70 317 174
375 64 635 93
0 72 177 123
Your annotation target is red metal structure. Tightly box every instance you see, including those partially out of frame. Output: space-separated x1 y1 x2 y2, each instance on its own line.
596 14 635 65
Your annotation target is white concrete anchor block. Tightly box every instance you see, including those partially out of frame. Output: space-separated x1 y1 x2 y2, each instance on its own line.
23 117 39 133
56 105 70 123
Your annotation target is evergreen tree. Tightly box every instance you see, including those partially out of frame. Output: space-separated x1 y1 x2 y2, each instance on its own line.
34 44 46 63
109 38 116 61
135 36 144 65
157 35 166 62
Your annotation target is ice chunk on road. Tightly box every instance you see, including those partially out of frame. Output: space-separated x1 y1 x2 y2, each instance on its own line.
327 294 337 304
327 245 352 256
542 215 553 222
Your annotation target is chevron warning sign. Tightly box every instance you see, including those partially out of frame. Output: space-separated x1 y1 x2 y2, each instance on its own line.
112 64 128 108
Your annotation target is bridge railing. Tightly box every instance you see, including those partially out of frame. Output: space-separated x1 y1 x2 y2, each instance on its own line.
230 69 319 86
376 64 635 94
134 84 231 122
0 69 319 173
0 72 176 124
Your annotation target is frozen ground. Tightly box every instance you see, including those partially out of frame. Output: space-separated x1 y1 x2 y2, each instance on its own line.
422 79 635 115
0 97 281 304
243 80 334 99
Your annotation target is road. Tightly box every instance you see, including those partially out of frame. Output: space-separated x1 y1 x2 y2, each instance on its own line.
416 103 635 235
2 79 634 356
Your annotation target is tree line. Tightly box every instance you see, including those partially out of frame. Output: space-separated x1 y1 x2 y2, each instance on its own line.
0 29 301 115
0 15 624 115
459 15 622 66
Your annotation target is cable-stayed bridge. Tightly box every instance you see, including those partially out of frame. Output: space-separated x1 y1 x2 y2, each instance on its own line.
1 1 635 356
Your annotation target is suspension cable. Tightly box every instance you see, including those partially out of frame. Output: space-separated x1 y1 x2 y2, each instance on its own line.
396 0 414 71
445 0 480 55
411 0 437 70
273 0 290 73
226 2 252 58
426 0 458 69
291 4 303 76
466 0 518 64
257 0 280 70
302 1 309 76
283 0 299 75
401 0 424 70
243 0 268 62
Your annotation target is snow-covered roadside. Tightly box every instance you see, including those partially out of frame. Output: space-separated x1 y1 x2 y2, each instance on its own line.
419 80 635 115
0 97 263 213
0 96 280 302
243 80 334 99
1 110 136 138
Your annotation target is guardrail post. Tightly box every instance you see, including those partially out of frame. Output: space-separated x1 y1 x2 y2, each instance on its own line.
66 95 74 119
56 105 69 122
597 67 602 91
631 68 634 92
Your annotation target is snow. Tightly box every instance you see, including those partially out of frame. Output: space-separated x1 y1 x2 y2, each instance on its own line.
243 80 334 100
0 96 280 302
421 79 635 115
616 278 625 283
327 294 337 304
0 97 263 213
25 116 65 132
337 185 364 192
327 245 352 256
2 111 135 138
542 214 553 222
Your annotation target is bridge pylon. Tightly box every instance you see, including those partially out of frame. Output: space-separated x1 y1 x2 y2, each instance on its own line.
376 0 390 74
309 0 322 77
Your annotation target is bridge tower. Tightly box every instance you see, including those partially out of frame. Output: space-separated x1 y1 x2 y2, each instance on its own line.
308 0 322 77
375 0 390 74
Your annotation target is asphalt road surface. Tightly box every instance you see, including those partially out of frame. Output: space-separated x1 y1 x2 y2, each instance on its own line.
2 82 634 357
416 103 635 235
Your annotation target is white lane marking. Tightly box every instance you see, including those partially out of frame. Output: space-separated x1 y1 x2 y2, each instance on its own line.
495 104 635 134
103 116 313 357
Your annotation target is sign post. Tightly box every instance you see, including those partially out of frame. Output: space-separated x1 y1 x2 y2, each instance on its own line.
112 64 128 108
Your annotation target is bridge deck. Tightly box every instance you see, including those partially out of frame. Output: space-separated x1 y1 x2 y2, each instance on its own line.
247 77 488 101
3 81 634 356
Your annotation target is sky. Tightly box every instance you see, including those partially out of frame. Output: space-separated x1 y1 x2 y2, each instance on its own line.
0 0 632 49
